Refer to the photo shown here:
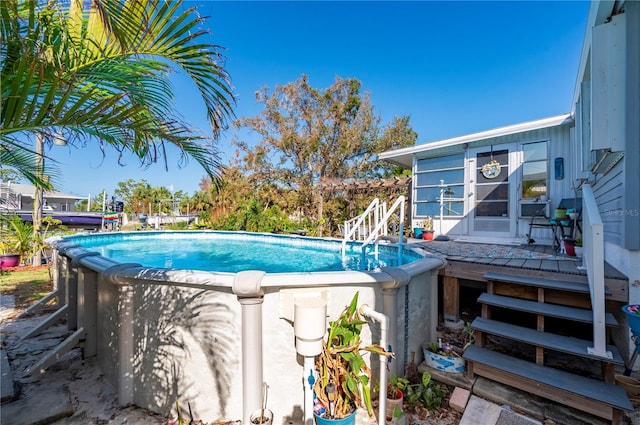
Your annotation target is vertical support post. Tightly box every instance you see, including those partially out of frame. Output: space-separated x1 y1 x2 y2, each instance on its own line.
429 270 439 347
239 297 264 424
32 132 44 266
118 283 135 406
54 250 66 310
78 267 98 358
232 270 266 425
67 260 78 331
443 276 459 324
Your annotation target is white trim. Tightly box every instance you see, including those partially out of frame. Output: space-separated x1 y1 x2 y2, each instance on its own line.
380 114 573 168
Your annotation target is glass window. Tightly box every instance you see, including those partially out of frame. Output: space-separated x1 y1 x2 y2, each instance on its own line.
521 141 548 199
416 169 464 186
416 154 464 172
414 154 465 218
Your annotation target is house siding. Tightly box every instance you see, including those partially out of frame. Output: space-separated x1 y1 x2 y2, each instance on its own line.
593 159 624 246
623 1 640 250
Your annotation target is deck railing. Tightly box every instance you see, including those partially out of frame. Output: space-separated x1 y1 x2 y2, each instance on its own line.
582 184 612 359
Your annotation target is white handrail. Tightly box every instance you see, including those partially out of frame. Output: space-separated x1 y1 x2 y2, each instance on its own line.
358 196 406 266
582 184 612 359
341 198 385 254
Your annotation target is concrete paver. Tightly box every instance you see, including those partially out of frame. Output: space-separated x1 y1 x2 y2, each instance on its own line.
459 395 502 425
0 384 73 425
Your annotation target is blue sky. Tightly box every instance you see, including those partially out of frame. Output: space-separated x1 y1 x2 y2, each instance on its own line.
45 1 590 199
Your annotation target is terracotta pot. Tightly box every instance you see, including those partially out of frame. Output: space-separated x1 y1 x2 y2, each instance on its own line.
422 230 434 241
250 409 273 425
386 389 403 419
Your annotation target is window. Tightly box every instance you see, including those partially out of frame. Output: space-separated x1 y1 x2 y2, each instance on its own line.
521 141 548 199
414 154 464 217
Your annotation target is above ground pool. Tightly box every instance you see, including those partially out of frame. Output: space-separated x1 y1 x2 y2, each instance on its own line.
65 230 422 273
52 229 443 424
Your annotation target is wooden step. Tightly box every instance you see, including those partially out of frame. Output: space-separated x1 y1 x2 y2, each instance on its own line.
478 293 619 327
463 345 633 422
483 271 611 296
471 317 624 365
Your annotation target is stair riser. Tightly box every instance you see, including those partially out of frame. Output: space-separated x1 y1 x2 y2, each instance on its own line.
494 283 592 309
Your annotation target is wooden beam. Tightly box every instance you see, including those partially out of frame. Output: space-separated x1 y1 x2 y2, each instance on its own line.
443 275 459 322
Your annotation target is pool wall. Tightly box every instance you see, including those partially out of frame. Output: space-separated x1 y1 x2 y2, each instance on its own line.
51 232 446 424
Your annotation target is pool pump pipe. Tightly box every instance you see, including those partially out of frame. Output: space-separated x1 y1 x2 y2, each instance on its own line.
293 298 327 424
359 305 389 425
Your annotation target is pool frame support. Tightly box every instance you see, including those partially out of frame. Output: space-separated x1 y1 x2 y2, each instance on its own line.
233 270 267 425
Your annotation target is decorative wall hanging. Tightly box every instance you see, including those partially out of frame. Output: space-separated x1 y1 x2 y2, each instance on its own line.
481 146 501 179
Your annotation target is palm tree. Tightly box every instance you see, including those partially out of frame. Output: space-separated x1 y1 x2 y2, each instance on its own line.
1 0 235 189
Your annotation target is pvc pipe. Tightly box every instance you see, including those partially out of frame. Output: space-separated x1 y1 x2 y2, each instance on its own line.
303 356 316 425
294 298 326 424
359 305 389 425
382 287 399 377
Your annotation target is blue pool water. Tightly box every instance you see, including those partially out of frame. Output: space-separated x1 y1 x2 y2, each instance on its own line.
67 231 420 273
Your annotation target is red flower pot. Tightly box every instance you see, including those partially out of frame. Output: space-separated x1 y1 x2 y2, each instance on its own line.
422 230 434 241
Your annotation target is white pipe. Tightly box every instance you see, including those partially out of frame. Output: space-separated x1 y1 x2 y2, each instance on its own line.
303 356 316 425
359 305 389 425
382 288 399 377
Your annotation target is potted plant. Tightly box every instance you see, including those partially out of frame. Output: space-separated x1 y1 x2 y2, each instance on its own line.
574 237 583 258
375 374 408 420
422 340 465 374
562 235 576 257
313 292 393 424
0 214 33 267
422 217 435 241
412 220 424 239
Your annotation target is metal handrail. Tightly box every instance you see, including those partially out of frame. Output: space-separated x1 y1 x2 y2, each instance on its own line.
581 184 612 359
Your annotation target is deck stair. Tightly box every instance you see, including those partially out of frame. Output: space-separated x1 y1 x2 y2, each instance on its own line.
463 271 633 424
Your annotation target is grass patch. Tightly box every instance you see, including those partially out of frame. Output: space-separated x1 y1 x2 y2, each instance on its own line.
0 266 53 309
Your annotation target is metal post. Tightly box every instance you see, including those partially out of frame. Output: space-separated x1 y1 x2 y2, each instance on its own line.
32 133 44 266
439 180 445 235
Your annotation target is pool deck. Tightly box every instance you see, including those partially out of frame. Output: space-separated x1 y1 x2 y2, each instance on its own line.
409 239 629 322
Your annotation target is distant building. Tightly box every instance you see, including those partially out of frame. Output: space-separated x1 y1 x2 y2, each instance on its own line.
0 182 90 212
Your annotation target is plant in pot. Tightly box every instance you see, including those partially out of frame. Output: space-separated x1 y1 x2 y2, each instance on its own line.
0 213 34 267
574 237 583 258
423 340 465 374
422 216 434 241
313 292 394 424
375 374 408 420
412 220 424 239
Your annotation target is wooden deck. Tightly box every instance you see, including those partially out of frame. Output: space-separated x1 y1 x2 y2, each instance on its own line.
414 241 629 322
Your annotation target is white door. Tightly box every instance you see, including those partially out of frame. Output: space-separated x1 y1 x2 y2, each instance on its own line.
468 145 518 239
